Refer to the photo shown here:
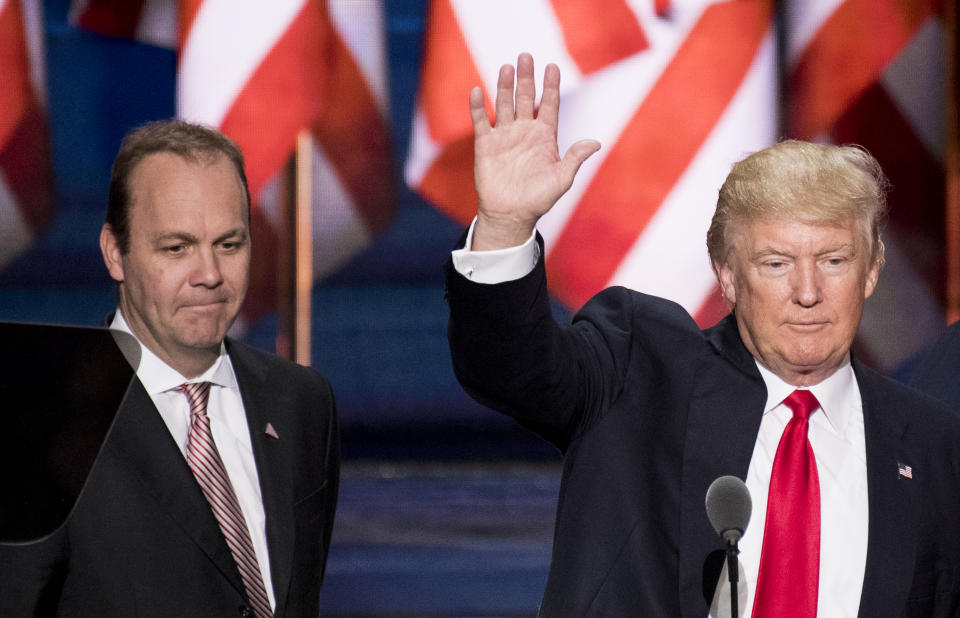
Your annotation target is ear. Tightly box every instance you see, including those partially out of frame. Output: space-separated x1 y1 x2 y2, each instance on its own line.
862 255 881 300
716 260 737 310
100 224 125 284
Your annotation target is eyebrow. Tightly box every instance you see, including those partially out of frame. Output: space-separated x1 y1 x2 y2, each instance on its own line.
750 243 857 260
153 228 248 245
153 231 196 245
214 228 248 243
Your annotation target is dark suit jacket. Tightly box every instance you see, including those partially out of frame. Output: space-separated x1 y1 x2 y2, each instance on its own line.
911 320 960 411
445 249 960 617
1 338 339 617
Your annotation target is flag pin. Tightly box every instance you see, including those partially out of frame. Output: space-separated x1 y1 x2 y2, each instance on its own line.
265 422 280 439
897 462 912 479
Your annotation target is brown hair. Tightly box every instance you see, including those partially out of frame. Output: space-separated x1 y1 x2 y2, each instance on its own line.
106 119 250 253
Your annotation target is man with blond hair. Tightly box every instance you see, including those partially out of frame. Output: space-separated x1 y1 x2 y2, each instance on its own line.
446 54 960 616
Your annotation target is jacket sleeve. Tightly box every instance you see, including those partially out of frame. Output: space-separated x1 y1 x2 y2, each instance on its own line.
445 234 647 449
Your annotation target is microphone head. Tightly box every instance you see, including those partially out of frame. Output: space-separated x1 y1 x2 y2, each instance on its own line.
705 475 752 544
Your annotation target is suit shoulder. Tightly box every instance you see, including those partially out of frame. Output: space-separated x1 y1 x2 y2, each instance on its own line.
580 286 702 340
857 361 960 434
226 339 332 391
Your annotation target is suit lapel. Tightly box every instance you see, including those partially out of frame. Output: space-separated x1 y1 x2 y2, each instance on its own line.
679 315 767 618
109 377 245 594
228 342 296 615
854 363 919 617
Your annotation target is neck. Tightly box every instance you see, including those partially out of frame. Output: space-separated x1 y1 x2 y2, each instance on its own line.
168 350 220 379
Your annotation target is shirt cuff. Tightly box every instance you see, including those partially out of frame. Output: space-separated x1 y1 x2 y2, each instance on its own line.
451 218 541 284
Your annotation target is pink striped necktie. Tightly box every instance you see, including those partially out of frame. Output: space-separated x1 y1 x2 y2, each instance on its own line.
752 389 821 617
178 382 273 618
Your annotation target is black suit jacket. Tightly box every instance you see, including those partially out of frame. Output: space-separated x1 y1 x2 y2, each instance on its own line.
1 338 339 617
445 249 960 617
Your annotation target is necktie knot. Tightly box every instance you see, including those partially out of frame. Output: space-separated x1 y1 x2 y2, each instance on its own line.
178 381 212 417
783 389 820 421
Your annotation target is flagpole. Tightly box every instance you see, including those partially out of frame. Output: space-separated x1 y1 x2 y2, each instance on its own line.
946 0 960 324
293 130 314 366
276 131 314 366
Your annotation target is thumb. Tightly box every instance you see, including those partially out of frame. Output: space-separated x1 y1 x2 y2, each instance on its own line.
558 139 601 191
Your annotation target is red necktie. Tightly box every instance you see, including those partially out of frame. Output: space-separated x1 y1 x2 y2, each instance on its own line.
178 382 273 618
752 389 820 617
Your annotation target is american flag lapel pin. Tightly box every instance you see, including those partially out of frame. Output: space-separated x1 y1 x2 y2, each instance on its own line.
897 462 913 479
265 422 280 440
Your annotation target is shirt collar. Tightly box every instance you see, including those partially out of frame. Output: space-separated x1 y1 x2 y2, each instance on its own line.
109 310 237 396
755 356 858 436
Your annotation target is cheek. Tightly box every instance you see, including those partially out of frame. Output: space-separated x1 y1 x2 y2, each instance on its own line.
224 261 250 292
737 281 779 317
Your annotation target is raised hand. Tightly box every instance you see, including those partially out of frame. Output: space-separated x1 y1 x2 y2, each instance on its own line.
471 53 600 251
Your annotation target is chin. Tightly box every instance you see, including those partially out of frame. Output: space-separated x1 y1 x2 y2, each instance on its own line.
782 345 830 367
178 330 227 350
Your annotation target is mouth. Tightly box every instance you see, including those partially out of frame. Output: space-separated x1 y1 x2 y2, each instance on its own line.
786 321 828 331
181 300 229 312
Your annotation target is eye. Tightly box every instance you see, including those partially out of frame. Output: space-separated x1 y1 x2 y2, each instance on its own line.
821 255 851 272
163 244 186 255
218 239 246 252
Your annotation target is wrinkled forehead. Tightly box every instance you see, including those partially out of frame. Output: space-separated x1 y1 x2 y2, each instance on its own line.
723 213 870 257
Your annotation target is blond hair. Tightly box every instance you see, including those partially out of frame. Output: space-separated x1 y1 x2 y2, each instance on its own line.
707 140 888 270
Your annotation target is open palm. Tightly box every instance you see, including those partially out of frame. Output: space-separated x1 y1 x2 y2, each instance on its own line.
471 54 600 250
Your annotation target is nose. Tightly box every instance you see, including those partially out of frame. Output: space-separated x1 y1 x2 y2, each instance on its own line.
190 247 223 288
792 261 821 307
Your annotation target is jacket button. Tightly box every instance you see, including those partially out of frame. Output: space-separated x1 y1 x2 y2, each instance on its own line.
238 606 254 617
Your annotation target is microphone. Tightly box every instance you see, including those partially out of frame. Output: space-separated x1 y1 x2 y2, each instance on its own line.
705 475 752 547
705 475 751 618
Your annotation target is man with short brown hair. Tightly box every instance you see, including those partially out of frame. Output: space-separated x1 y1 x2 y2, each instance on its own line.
3 119 339 617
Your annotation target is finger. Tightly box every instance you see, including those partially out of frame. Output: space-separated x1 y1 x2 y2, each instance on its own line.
515 52 536 120
494 63 516 126
558 139 601 190
537 63 561 131
470 86 491 136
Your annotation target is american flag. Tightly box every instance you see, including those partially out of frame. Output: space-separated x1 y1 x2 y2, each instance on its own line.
898 462 913 479
71 0 396 327
0 0 54 271
406 0 950 373
406 0 777 328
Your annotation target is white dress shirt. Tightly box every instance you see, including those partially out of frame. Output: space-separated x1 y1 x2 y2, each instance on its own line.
451 220 869 617
110 311 275 609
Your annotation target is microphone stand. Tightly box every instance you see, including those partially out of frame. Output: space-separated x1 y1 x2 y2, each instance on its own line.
723 531 741 618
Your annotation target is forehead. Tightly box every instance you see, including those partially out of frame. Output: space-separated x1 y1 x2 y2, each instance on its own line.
127 151 247 232
731 216 861 252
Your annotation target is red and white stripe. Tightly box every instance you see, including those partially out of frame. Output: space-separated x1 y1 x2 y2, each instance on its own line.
0 0 53 271
179 381 272 618
406 0 777 326
69 0 177 48
787 0 948 372
72 0 395 325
